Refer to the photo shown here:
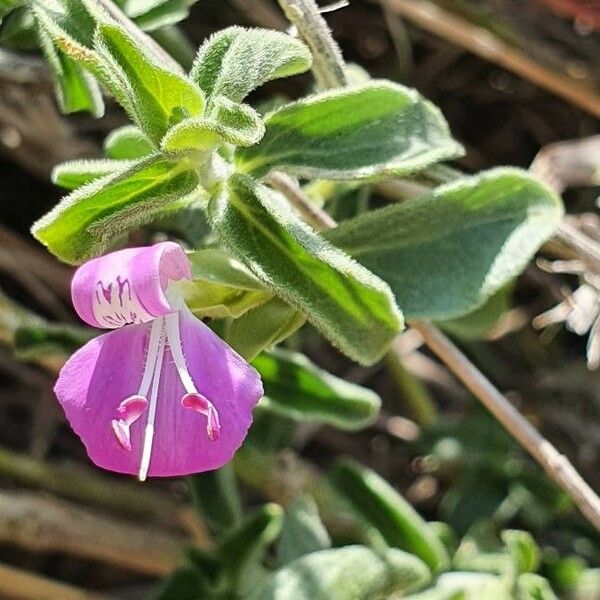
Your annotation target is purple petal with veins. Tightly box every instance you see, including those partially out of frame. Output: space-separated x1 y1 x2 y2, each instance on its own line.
71 242 192 329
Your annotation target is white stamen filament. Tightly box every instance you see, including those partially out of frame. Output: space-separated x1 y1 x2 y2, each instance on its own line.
138 327 167 481
138 317 164 397
165 312 197 394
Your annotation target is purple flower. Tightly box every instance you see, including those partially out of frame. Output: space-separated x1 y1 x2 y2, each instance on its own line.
55 242 263 480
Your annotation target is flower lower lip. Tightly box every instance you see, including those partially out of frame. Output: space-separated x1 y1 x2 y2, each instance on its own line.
108 313 222 481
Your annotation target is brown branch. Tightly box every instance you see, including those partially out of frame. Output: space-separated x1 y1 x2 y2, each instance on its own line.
0 491 189 576
0 448 196 532
375 0 600 119
267 172 337 231
0 563 113 600
410 321 600 531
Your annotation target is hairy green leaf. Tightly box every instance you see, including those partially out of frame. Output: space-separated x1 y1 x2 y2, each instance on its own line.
219 503 284 596
516 574 558 600
104 125 155 159
162 96 265 151
178 248 272 318
278 496 331 566
225 298 306 361
190 26 312 104
440 284 513 339
502 530 540 575
253 348 381 430
208 175 403 365
131 0 189 31
52 158 130 190
327 168 563 321
236 81 463 180
32 155 199 264
249 545 430 600
95 22 204 142
330 461 450 572
34 4 103 116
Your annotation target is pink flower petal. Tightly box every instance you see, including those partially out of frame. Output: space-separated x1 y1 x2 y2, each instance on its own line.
71 242 192 329
54 310 263 477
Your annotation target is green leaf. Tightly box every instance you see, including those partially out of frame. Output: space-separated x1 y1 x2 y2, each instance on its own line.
278 496 331 565
440 284 513 339
189 465 241 538
403 590 465 600
0 0 24 19
95 22 205 142
190 26 312 104
236 81 463 180
37 21 103 117
516 574 558 600
1 7 40 51
253 348 381 430
219 503 284 596
225 298 306 361
249 545 430 600
33 0 97 50
502 530 540 575
156 565 211 600
179 248 272 318
327 168 563 321
13 322 95 362
329 461 450 572
162 97 265 152
32 155 199 264
52 158 130 190
132 0 189 31
32 1 114 114
104 125 155 159
436 572 508 599
209 175 403 365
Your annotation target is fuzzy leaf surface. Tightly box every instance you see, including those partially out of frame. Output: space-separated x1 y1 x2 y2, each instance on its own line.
249 545 430 600
236 82 463 180
32 155 199 264
253 348 381 430
208 175 403 365
191 26 312 104
162 97 264 151
327 169 563 321
104 125 155 159
95 22 205 142
330 461 450 572
52 158 131 190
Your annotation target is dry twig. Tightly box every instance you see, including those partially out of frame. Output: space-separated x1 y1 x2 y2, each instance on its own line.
0 491 190 576
0 563 113 600
375 0 600 119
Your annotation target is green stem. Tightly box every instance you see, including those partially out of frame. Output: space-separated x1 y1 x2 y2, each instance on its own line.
276 0 347 89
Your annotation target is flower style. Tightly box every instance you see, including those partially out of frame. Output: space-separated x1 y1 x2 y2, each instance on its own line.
55 242 263 480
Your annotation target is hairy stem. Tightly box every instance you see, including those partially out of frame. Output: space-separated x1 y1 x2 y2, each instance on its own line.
276 0 348 89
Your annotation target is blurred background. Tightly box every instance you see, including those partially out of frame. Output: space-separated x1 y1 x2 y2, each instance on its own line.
0 0 599 598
